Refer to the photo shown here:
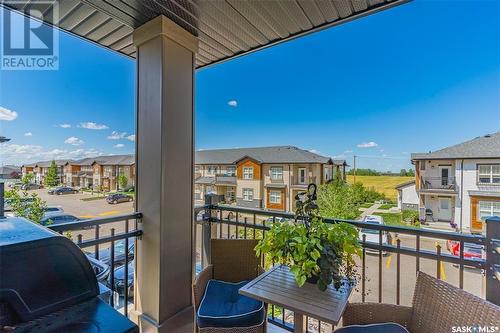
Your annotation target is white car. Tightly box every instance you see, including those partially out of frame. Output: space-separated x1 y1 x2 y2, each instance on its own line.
359 215 389 255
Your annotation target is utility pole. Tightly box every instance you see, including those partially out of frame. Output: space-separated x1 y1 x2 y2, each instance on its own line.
353 155 357 183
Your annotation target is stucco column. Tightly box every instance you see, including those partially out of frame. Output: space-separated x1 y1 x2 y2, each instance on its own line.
132 15 198 333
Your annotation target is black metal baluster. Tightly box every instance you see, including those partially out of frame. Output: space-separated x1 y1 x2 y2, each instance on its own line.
219 210 222 239
94 225 100 259
124 221 129 316
236 212 239 239
416 234 420 274
227 214 230 239
378 230 382 303
244 217 248 239
253 213 256 239
396 238 401 305
459 240 464 289
110 228 115 307
77 234 83 246
362 234 366 302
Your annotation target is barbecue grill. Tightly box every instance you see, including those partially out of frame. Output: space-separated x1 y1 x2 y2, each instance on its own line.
0 216 138 333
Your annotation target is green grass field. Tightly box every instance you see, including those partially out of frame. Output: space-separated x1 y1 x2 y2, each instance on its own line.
347 175 414 201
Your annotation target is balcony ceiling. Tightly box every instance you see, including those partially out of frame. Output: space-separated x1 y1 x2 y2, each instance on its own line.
3 0 408 69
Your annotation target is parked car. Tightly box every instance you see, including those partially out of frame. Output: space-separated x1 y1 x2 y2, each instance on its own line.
40 213 81 226
44 206 64 214
86 254 111 282
21 183 43 190
96 238 135 267
106 193 133 204
359 215 389 255
48 186 78 195
8 181 23 189
107 261 134 298
122 185 135 192
447 240 484 261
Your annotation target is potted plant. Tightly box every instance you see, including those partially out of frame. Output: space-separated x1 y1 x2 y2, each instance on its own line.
255 184 362 291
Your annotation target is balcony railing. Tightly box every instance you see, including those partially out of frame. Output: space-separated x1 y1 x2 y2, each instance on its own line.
421 177 456 190
195 202 495 332
50 206 497 333
48 212 143 317
291 176 316 186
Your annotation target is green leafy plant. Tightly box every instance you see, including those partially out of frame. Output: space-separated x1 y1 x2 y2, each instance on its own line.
255 184 362 291
21 173 35 185
118 174 128 190
44 160 60 187
7 188 47 224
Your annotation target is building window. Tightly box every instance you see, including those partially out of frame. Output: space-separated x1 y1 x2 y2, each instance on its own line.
478 165 500 184
226 166 236 176
194 166 200 173
270 167 283 180
226 189 235 201
243 167 253 180
207 166 217 175
298 167 307 184
243 188 253 201
478 201 500 221
269 190 281 204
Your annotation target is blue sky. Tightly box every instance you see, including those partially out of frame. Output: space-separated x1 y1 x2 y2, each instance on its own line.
1 0 499 171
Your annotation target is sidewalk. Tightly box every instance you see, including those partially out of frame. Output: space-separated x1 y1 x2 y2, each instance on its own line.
358 203 382 221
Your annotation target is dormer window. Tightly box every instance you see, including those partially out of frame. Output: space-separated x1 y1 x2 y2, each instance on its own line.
243 167 253 180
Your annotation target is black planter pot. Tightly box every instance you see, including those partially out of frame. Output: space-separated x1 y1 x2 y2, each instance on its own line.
306 274 319 284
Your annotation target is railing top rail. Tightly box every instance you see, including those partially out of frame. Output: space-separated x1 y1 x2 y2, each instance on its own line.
202 204 485 244
48 212 142 232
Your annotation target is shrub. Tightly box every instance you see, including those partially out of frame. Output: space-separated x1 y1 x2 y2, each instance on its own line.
402 209 419 225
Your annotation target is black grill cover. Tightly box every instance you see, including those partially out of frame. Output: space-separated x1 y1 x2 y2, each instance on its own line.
0 217 138 332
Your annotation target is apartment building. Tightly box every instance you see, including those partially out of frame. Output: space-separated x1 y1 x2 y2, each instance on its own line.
62 155 135 191
63 157 95 189
412 132 500 233
194 146 347 212
21 160 71 185
91 155 135 191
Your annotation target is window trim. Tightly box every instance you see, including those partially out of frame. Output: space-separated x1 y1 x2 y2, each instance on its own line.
226 166 236 176
242 188 254 201
269 190 281 204
477 200 500 221
298 167 307 184
270 166 283 180
477 164 500 185
243 167 254 180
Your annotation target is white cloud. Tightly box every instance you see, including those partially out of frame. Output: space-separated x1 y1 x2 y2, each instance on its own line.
126 134 135 142
57 123 71 128
78 122 109 130
114 143 125 148
227 100 238 107
64 136 84 146
24 132 33 137
0 106 18 121
309 149 323 155
357 141 378 148
107 131 127 140
344 150 353 154
0 143 106 165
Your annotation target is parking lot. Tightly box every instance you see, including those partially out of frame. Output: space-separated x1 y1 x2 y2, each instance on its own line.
32 189 134 219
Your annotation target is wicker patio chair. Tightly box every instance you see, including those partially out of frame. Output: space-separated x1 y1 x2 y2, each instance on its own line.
342 271 500 333
193 239 266 333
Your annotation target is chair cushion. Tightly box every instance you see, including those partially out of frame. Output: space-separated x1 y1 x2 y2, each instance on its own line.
197 280 265 328
334 323 409 333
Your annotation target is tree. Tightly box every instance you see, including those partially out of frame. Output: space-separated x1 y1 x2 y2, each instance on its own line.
407 169 415 177
21 173 35 185
317 178 359 220
44 160 59 187
118 174 128 190
399 169 408 177
7 188 47 224
347 168 380 176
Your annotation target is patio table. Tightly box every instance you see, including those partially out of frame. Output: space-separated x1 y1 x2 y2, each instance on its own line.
239 265 352 333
